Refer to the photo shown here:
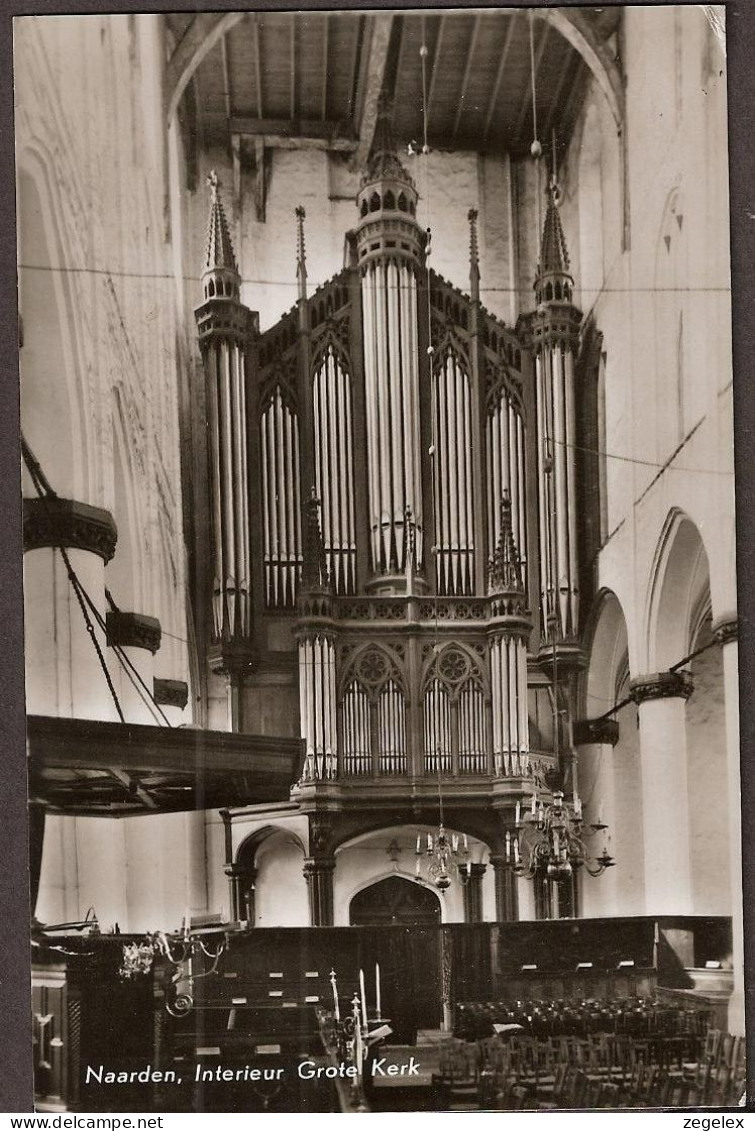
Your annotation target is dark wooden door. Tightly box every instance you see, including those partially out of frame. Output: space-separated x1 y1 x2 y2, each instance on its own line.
349 876 441 927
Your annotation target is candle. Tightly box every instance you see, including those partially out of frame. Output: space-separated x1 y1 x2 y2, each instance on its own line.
452 834 459 852
531 792 537 815
515 801 521 826
330 969 340 1021
375 963 382 1018
416 832 421 854
359 968 368 1027
427 833 432 852
463 834 468 852
505 830 511 862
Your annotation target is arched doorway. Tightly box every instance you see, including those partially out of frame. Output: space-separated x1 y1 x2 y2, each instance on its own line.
349 876 441 927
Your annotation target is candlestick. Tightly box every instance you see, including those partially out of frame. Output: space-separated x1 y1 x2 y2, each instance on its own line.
330 969 340 1021
375 963 381 1018
359 968 368 1028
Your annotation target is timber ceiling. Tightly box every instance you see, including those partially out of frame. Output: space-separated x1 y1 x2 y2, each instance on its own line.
166 9 621 164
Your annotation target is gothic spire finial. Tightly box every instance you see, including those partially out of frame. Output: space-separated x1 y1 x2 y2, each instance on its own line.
468 208 480 301
202 169 239 295
295 206 307 296
301 487 330 594
360 94 415 191
533 173 574 307
488 490 524 595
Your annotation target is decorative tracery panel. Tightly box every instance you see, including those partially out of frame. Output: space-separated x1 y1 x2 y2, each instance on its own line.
422 645 488 776
313 345 356 594
339 646 407 777
433 347 475 595
260 385 302 608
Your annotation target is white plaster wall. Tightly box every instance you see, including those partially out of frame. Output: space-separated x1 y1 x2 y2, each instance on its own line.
16 15 196 933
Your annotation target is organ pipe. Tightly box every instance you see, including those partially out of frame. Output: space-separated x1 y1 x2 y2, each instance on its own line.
261 387 302 608
341 681 371 777
423 679 452 773
313 347 356 593
377 679 406 775
434 350 475 595
489 634 530 778
299 633 337 782
361 259 423 576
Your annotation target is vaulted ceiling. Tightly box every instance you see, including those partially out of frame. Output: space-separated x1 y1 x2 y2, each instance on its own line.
165 8 622 173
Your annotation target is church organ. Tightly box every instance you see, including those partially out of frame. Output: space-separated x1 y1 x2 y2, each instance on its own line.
194 108 593 923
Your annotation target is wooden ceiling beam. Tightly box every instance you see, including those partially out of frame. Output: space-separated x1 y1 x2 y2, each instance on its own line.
230 117 356 150
220 33 232 135
165 11 245 124
322 14 329 122
252 15 263 119
483 15 518 144
290 15 297 122
110 769 158 810
350 13 395 173
453 14 482 142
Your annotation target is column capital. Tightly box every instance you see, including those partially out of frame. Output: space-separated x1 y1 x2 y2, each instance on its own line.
712 616 738 647
303 857 336 878
23 496 117 562
153 678 189 709
629 670 693 704
573 717 620 746
106 611 162 654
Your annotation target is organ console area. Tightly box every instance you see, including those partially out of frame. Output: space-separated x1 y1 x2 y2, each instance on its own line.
32 917 736 1112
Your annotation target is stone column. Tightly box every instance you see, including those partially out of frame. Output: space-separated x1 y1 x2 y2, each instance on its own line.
303 858 335 926
224 863 247 924
305 814 335 926
23 498 119 925
23 497 118 721
463 863 486 923
574 717 620 917
106 611 161 723
517 875 537 922
490 855 518 921
630 671 694 915
714 618 744 1036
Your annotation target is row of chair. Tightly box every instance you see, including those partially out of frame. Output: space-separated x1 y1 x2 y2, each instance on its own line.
437 1027 745 1110
455 996 711 1040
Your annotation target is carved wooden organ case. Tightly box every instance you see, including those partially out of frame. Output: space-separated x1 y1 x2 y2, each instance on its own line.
194 128 598 802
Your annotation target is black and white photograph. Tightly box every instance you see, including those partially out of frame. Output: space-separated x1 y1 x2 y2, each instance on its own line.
14 3 745 1112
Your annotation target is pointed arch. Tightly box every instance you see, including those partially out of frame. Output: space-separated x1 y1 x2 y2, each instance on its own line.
646 508 710 671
